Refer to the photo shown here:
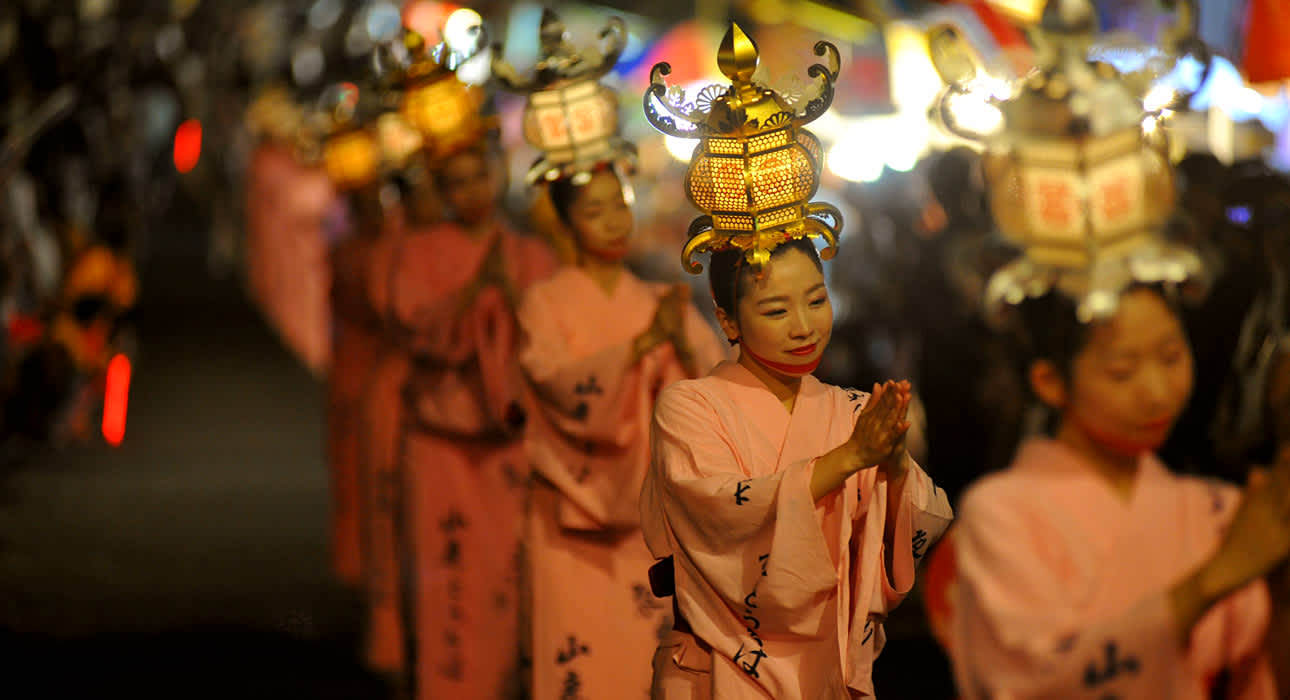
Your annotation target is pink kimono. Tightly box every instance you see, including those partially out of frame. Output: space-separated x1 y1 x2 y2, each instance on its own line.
641 362 954 699
243 142 335 375
517 267 728 700
949 439 1278 699
370 221 556 699
355 213 412 677
327 220 386 588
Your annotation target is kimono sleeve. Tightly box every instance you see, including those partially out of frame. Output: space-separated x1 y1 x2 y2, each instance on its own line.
517 287 643 436
1205 482 1280 700
649 383 841 638
875 457 953 609
952 488 1187 699
512 235 558 291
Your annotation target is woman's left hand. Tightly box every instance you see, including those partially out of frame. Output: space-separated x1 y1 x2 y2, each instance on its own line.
879 381 913 481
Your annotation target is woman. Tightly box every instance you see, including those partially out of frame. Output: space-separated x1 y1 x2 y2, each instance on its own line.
366 140 555 700
641 237 953 699
945 285 1290 698
517 166 727 699
323 116 412 591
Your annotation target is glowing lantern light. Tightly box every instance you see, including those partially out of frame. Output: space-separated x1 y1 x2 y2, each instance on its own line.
102 353 131 446
173 119 202 173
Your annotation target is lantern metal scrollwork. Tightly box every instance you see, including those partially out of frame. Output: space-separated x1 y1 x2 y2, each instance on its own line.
930 0 1208 321
644 23 842 273
492 9 635 184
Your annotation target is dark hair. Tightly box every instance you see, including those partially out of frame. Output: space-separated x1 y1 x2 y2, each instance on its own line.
1010 282 1183 381
547 165 618 227
708 237 824 319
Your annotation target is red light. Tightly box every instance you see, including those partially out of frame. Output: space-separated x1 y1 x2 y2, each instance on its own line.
403 1 461 38
173 119 202 173
102 353 131 446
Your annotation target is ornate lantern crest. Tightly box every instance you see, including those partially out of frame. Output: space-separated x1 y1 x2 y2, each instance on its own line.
644 23 842 273
492 9 636 184
930 0 1208 321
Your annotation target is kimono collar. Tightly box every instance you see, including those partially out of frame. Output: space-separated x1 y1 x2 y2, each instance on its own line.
1012 438 1172 502
711 360 827 412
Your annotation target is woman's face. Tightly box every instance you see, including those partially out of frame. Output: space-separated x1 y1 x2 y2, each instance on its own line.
567 171 632 263
438 149 501 226
1062 288 1194 452
722 246 832 370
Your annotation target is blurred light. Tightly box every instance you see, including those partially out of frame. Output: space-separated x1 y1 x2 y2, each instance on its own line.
173 119 202 173
664 134 697 162
828 134 884 183
985 0 1045 24
885 22 942 113
102 353 130 446
404 1 462 39
456 48 492 85
880 116 926 172
79 0 114 22
945 92 1003 135
886 147 919 173
809 110 846 143
1237 87 1265 115
154 24 185 62
1143 84 1176 112
345 22 374 56
292 45 326 86
1227 205 1252 225
366 2 403 42
443 8 482 52
308 0 343 30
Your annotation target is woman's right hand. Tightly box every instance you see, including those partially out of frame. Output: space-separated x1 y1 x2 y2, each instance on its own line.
652 285 689 342
1209 449 1290 592
849 380 912 469
1174 447 1290 641
634 286 689 363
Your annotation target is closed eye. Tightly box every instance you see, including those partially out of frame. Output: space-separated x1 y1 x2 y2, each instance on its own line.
762 309 787 318
809 296 828 307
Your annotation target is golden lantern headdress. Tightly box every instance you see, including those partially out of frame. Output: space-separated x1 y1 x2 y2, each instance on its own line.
492 9 636 185
644 23 842 273
379 10 493 160
929 0 1209 322
298 82 383 192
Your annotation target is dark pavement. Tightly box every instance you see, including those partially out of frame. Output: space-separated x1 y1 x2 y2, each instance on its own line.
0 229 389 699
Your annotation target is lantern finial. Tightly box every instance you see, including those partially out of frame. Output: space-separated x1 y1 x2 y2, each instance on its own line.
717 24 759 87
644 24 842 275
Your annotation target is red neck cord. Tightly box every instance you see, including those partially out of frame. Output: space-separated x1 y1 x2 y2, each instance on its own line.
1066 411 1160 458
742 344 821 376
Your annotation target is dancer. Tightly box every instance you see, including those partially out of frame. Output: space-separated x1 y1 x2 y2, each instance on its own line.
640 24 952 698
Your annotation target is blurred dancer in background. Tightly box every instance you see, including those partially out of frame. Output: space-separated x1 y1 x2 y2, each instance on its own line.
497 12 727 698
925 2 1290 695
364 19 557 699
